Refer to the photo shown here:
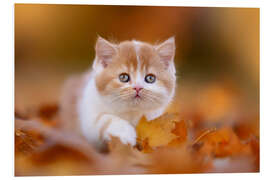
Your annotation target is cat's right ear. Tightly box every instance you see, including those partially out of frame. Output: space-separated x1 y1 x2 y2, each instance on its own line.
94 36 117 68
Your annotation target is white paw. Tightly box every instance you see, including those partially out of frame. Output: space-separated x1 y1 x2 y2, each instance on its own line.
103 120 137 146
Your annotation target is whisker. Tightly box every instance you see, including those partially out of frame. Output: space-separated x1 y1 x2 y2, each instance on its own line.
110 91 134 102
142 91 163 103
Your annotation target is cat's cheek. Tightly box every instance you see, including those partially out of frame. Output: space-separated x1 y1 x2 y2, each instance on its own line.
146 83 168 98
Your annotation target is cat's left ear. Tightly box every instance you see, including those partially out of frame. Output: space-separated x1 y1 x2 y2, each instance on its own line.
155 37 175 68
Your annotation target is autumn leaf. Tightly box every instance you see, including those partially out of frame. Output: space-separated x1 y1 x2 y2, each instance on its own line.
145 144 212 174
194 127 253 157
136 113 181 150
169 119 188 147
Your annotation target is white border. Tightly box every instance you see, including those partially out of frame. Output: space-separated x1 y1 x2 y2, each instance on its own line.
1 0 269 180
13 0 260 8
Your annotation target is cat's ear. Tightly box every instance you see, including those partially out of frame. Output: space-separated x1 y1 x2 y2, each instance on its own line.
95 36 117 68
155 37 175 67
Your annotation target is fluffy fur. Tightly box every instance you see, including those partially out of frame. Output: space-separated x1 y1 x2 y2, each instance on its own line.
60 36 176 150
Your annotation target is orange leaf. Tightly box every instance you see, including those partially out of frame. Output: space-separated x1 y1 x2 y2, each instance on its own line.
196 127 252 157
136 113 180 149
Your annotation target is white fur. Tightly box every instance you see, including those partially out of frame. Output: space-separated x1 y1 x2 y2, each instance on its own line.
77 39 176 149
77 69 142 149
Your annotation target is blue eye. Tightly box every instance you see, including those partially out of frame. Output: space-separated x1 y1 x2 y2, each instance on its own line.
119 73 130 83
145 74 156 83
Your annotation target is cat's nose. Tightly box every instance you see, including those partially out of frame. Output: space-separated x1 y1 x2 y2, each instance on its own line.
133 86 143 93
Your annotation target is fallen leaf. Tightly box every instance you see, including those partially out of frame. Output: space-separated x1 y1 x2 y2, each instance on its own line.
136 113 180 150
195 127 252 157
146 144 212 174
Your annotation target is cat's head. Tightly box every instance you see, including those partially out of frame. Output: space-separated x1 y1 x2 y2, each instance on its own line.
93 36 176 113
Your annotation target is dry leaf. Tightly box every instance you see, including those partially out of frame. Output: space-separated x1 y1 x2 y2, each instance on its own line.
195 127 252 157
136 113 180 149
146 144 212 174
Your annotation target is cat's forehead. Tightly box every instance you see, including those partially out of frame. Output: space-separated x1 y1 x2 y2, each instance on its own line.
113 40 162 72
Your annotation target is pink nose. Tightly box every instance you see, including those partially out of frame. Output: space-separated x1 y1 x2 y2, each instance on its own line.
133 86 143 93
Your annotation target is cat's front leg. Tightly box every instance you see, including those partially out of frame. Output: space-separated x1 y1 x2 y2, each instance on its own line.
98 114 137 146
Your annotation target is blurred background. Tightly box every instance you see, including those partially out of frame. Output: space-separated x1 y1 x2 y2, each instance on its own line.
15 4 259 133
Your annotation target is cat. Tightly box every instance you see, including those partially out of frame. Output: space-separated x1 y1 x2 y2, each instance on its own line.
60 36 176 150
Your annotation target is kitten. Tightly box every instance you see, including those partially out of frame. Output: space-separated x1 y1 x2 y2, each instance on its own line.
60 36 176 150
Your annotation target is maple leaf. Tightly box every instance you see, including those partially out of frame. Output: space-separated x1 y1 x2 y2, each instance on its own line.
136 113 181 150
101 137 150 174
145 144 212 174
169 119 188 146
194 127 253 158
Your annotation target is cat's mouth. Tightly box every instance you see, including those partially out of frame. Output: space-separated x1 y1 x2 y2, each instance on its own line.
134 94 141 98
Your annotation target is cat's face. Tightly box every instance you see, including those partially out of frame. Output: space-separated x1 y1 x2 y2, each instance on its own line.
93 37 176 112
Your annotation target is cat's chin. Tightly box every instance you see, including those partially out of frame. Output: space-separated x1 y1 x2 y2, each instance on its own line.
120 98 163 112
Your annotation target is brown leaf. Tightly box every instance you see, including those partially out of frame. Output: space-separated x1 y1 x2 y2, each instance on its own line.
195 127 253 157
146 144 212 174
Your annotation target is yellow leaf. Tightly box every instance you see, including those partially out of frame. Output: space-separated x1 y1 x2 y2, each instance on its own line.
136 113 179 149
